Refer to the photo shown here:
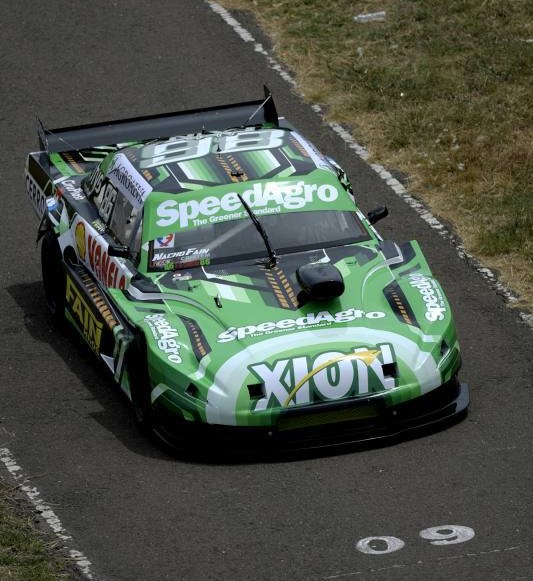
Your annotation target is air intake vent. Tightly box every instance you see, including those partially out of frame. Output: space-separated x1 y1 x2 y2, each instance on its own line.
296 262 344 301
382 362 398 379
248 383 265 400
185 383 200 400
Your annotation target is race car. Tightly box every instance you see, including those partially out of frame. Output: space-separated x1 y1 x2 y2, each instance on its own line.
25 90 468 451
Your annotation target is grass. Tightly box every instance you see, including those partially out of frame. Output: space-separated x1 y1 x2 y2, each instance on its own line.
0 479 70 580
220 0 533 310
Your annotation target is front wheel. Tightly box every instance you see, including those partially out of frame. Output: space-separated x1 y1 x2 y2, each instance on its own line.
126 334 154 431
126 334 188 454
41 230 66 325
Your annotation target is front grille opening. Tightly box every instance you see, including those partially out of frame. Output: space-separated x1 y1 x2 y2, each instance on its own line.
382 362 398 378
440 340 450 357
248 383 265 400
278 404 380 431
185 383 200 399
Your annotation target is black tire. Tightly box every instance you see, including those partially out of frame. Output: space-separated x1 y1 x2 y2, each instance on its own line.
126 334 154 431
126 334 189 454
41 230 66 325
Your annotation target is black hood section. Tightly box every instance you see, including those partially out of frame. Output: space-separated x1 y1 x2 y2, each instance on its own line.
157 246 359 309
296 262 345 301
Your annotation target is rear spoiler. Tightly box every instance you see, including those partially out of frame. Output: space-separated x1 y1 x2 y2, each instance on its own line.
38 87 280 153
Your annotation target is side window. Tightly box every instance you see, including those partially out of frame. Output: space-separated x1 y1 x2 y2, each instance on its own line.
127 212 143 255
93 182 142 253
108 194 142 251
93 179 118 224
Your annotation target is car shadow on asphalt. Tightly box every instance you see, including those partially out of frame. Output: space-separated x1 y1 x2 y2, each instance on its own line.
7 280 468 466
7 280 171 462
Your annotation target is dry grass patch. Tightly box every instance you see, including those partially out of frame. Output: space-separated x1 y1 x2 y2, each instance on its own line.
221 0 533 310
0 480 70 580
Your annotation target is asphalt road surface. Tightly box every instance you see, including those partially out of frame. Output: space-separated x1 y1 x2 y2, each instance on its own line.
1 2 531 580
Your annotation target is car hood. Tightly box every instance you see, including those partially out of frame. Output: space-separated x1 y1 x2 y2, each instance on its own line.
136 242 458 425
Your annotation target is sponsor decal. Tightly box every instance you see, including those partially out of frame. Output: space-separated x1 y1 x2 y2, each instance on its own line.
144 314 182 363
60 178 85 201
249 344 395 411
150 246 211 271
91 219 106 234
66 275 103 352
25 173 47 216
155 181 339 229
87 234 128 288
217 309 386 343
46 198 59 212
407 273 446 322
75 222 86 260
152 247 208 261
108 153 153 209
140 128 285 169
290 132 336 174
98 182 118 223
74 218 129 288
174 256 210 269
206 326 441 424
83 167 117 222
154 234 175 249
85 166 105 197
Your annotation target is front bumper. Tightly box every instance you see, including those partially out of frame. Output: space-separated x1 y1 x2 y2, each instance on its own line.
153 377 469 453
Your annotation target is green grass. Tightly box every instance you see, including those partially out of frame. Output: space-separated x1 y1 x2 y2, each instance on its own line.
0 480 70 580
222 0 533 308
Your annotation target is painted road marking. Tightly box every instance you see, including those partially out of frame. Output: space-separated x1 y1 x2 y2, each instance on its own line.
0 447 97 580
206 0 532 328
356 535 405 555
356 525 475 555
420 525 475 545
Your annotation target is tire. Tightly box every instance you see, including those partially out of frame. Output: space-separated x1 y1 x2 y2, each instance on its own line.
41 230 66 325
126 334 188 454
126 334 154 431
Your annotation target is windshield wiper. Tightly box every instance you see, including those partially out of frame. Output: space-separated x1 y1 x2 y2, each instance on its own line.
237 193 277 269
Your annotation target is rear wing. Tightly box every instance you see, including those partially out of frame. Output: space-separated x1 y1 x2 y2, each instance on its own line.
38 87 281 153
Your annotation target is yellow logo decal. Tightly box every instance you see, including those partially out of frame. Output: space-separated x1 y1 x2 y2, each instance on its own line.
66 275 103 352
283 350 381 407
75 221 86 260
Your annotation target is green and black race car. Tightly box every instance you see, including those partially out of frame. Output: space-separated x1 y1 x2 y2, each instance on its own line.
25 91 468 450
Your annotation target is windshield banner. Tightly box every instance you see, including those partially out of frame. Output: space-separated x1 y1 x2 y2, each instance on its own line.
143 172 355 241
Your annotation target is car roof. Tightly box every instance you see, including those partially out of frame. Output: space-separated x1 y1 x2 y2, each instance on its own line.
105 127 336 199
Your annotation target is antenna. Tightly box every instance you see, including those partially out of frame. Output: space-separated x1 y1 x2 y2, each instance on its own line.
262 85 279 126
241 86 279 127
35 118 79 153
243 94 272 127
36 117 49 151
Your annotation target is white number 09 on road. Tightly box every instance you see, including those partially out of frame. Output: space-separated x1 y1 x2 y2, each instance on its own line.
356 525 475 555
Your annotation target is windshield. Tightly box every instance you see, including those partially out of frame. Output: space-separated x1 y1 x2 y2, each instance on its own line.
148 210 370 271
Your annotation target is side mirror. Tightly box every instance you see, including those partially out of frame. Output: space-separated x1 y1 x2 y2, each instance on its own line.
108 244 131 258
367 206 388 225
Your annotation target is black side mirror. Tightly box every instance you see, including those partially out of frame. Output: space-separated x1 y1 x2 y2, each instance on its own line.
367 206 389 225
108 244 131 258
